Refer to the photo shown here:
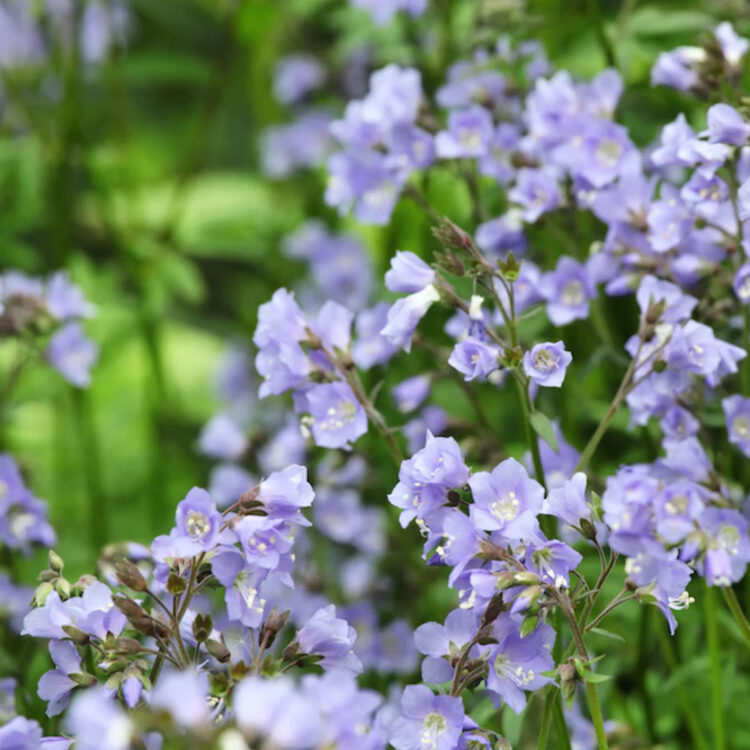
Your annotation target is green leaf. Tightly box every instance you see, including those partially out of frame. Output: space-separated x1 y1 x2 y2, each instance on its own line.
530 410 558 452
589 627 626 643
584 672 612 683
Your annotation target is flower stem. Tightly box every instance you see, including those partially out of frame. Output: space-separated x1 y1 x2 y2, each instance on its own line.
705 584 725 750
721 585 750 649
514 376 547 491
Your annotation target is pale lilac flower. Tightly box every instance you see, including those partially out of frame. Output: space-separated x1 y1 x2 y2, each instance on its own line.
274 55 325 105
704 103 750 146
390 685 465 750
306 381 368 449
448 338 500 381
469 457 544 540
723 395 750 457
381 284 440 352
352 303 399 369
385 251 435 293
435 106 494 159
296 605 362 673
173 487 224 556
198 414 247 461
64 688 132 750
715 21 749 68
47 323 98 387
540 257 594 326
392 375 431 413
150 668 211 728
523 341 572 387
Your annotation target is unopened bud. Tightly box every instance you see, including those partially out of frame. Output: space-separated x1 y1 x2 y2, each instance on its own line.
70 673 97 688
33 581 54 607
238 487 261 511
481 593 505 625
520 614 540 637
282 642 299 662
192 613 213 643
48 550 64 574
62 625 90 645
262 608 290 647
113 595 145 620
497 252 521 282
115 559 147 592
579 518 597 541
113 637 143 655
54 578 72 600
207 638 231 663
432 217 474 251
513 571 540 586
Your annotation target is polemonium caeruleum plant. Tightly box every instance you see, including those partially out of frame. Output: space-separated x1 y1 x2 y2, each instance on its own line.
6 6 750 750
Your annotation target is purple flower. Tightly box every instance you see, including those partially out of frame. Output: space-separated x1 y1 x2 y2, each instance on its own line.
45 272 95 320
197 414 247 461
723 395 750 457
258 465 314 525
414 608 480 684
475 212 527 258
704 103 750 146
64 688 132 750
523 341 572 387
388 433 470 527
273 55 325 105
381 284 440 352
208 462 255 509
540 257 594 326
647 195 692 253
509 168 561 223
390 685 465 750
38 640 81 717
524 540 582 588
385 251 435 293
651 47 704 91
697 508 750 587
403 406 449 454
211 546 267 627
635 275 697 325
296 605 362 673
733 263 750 304
570 121 638 188
448 338 500 381
469 457 544 541
435 106 494 159
173 487 224 556
46 323 98 387
486 616 554 712
306 381 368 449
234 515 294 578
351 0 427 25
715 21 749 68
234 676 323 748
352 303 399 369
151 668 211 728
392 375 431 413
543 472 591 527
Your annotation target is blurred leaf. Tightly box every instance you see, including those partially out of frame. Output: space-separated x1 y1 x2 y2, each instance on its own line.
530 410 559 451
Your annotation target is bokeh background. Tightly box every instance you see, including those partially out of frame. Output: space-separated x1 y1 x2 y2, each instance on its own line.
2 1 750 744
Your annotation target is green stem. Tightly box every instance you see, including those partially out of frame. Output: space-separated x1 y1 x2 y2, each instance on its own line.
555 592 609 750
705 585 725 750
722 585 750 649
552 691 573 750
537 686 554 750
515 376 547 490
656 624 710 750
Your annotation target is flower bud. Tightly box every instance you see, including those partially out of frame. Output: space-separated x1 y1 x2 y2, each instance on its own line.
192 613 213 643
48 550 64 575
54 578 72 600
432 217 474 251
70 673 98 688
113 595 145 620
113 637 143 655
62 625 90 645
206 638 231 663
262 608 290 648
115 559 147 592
32 581 54 607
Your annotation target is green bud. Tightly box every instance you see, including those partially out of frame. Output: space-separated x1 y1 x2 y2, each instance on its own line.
33 581 54 607
206 638 231 663
70 673 97 687
48 550 64 574
54 578 72 600
520 614 539 638
62 625 90 645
